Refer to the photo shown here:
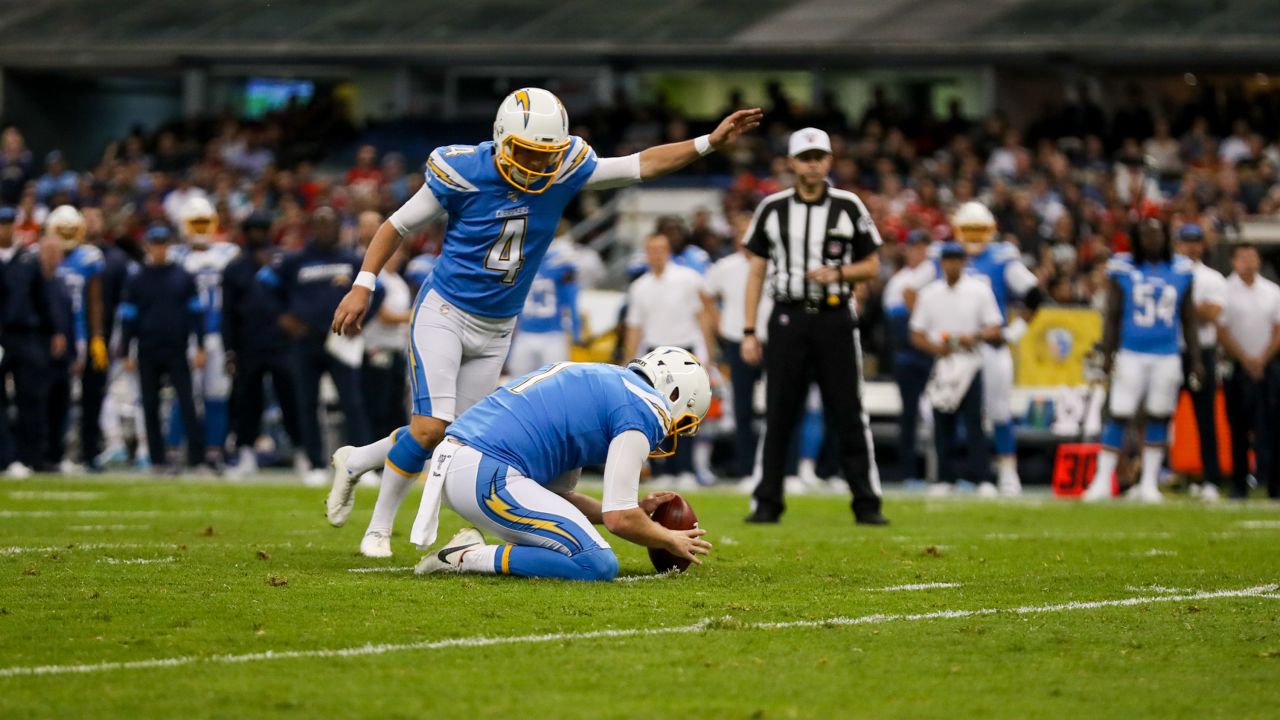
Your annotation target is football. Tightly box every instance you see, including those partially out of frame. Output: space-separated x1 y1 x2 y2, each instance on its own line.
648 494 699 573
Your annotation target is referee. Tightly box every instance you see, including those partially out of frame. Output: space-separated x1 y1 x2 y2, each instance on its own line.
741 128 887 525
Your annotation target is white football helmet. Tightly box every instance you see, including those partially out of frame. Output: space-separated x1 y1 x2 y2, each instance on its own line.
45 204 85 250
180 196 219 248
492 87 571 194
627 346 712 458
951 200 997 253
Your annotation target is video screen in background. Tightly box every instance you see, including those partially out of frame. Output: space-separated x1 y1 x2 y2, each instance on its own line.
244 77 314 117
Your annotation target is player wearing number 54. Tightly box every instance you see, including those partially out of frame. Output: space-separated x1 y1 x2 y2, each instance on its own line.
326 88 763 558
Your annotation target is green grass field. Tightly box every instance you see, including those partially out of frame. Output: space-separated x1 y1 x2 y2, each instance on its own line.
3 475 1280 719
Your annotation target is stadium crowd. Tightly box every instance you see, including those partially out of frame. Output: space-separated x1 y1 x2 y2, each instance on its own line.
1 80 1278 482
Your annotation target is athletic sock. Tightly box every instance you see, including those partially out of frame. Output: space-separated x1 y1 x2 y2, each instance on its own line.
365 432 432 535
992 422 1017 456
1140 446 1165 494
203 399 229 453
459 544 500 574
345 429 402 476
1092 448 1119 493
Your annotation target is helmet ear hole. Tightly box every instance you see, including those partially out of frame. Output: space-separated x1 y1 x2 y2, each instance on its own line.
669 387 680 403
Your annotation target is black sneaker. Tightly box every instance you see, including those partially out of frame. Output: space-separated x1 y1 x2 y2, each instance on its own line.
855 512 890 526
744 510 780 524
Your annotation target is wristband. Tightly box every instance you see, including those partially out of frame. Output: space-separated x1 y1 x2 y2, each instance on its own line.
742 328 756 336
694 135 714 157
354 271 377 291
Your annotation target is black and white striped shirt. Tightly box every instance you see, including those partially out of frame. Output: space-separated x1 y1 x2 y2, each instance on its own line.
744 185 882 305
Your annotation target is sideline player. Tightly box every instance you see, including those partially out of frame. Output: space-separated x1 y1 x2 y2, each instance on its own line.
326 88 760 557
411 347 713 581
506 240 579 376
174 197 239 465
1082 218 1201 503
947 201 1042 496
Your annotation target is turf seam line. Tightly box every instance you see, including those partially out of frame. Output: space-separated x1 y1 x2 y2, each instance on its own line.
0 584 1274 679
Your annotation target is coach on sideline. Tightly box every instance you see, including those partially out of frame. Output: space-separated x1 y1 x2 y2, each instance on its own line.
740 127 887 526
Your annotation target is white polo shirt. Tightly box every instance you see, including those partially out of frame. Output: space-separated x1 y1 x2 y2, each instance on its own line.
1221 273 1280 358
362 270 412 353
1190 260 1227 347
910 274 1003 344
626 263 708 355
706 251 772 343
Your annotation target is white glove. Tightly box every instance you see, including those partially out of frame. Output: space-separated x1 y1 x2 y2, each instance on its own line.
1002 317 1028 345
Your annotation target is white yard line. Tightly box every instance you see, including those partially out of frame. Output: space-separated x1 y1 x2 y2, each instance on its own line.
0 584 1273 679
1 542 294 556
68 525 152 532
615 570 681 583
98 557 177 566
1236 520 1280 529
869 582 961 592
347 567 413 574
8 491 103 501
0 511 202 518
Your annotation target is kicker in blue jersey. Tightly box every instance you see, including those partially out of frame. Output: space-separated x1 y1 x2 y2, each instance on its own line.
446 362 671 485
422 137 597 318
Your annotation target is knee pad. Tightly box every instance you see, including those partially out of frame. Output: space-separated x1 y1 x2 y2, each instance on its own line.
574 548 619 582
1144 419 1171 445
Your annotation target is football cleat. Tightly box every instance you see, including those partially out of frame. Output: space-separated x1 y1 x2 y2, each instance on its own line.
977 481 999 499
360 530 393 558
326 446 361 527
926 482 954 497
414 528 485 575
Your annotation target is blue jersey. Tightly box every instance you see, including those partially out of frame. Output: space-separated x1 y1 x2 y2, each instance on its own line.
55 243 105 343
404 253 437 295
1108 253 1193 356
423 137 598 318
517 245 579 336
448 362 671 484
967 242 1023 321
173 242 240 335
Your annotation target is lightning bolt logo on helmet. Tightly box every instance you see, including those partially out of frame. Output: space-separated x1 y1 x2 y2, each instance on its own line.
493 87 571 194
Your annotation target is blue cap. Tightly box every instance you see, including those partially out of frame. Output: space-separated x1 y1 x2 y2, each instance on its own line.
144 223 174 244
904 228 930 245
939 241 966 259
1178 223 1205 240
0 206 15 224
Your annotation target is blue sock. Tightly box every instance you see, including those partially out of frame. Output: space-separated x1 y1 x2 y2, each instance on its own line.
993 422 1016 456
800 409 824 460
203 399 229 452
1145 420 1170 445
386 430 431 475
1101 420 1125 449
166 398 184 450
501 545 618 582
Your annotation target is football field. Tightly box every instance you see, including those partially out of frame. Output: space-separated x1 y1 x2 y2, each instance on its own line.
2 475 1279 719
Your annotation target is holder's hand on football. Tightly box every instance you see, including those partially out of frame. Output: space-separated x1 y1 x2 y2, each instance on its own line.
709 108 764 152
665 527 712 567
640 491 678 515
331 288 371 336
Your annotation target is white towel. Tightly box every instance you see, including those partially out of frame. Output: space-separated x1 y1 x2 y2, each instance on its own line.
409 441 457 549
925 351 982 413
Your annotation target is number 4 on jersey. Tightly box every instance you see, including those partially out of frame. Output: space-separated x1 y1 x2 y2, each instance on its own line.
486 217 526 284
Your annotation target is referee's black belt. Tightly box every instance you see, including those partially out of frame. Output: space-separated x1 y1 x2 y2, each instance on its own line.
774 297 850 314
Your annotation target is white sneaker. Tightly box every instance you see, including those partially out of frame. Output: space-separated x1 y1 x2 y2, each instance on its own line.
4 461 32 479
227 447 257 480
326 446 361 527
1201 483 1222 503
1081 477 1114 502
1129 486 1164 504
360 530 393 558
927 482 955 497
303 468 329 488
293 451 310 476
414 527 484 575
735 476 759 495
674 473 699 492
998 471 1023 497
57 459 83 475
977 481 999 498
